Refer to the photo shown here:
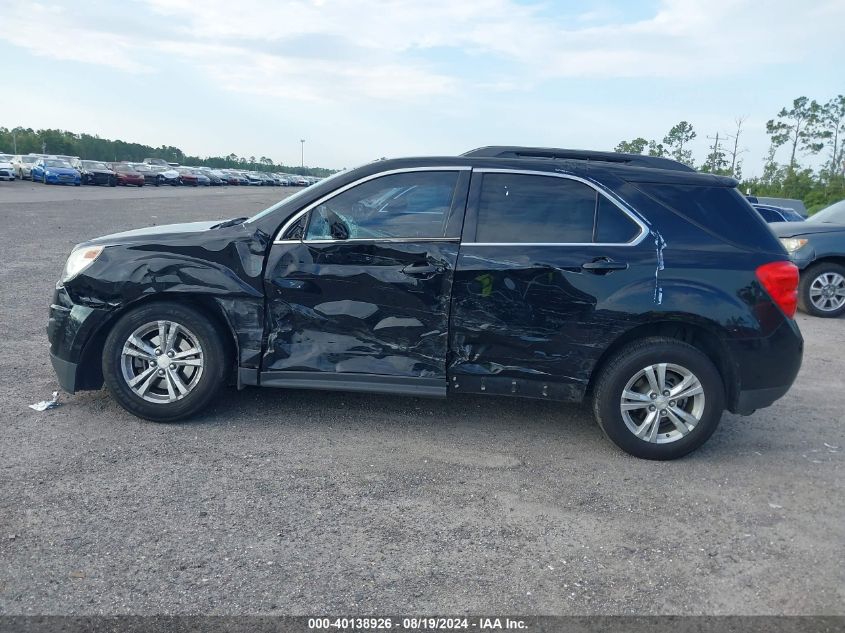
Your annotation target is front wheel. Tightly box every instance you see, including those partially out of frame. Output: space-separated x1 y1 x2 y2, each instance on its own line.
799 263 845 318
592 337 725 460
102 303 229 421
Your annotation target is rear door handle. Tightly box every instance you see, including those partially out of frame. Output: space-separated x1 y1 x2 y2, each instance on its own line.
402 263 442 277
581 258 628 273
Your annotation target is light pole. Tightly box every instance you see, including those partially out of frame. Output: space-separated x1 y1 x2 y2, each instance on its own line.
300 139 305 168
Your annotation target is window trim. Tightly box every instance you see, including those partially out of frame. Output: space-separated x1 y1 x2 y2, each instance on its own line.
273 166 471 244
462 168 649 247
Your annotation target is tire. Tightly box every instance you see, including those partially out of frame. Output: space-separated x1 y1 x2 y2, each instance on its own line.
102 303 229 422
798 262 845 318
42 174 48 185
592 337 725 460
110 177 116 187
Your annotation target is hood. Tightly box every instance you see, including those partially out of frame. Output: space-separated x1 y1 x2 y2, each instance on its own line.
82 220 222 246
45 166 78 175
0 161 13 169
85 168 114 174
769 221 845 237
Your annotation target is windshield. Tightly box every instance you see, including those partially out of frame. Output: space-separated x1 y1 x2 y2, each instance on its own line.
248 168 347 223
23 156 38 164
82 161 108 170
808 200 845 224
116 165 137 172
45 159 71 168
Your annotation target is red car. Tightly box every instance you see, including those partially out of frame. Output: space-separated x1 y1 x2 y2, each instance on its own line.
113 164 145 187
177 168 199 186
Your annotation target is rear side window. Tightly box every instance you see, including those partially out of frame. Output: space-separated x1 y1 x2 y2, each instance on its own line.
636 184 783 251
475 173 640 244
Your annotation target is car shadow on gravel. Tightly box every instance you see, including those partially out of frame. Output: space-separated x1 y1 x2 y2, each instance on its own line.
63 384 794 463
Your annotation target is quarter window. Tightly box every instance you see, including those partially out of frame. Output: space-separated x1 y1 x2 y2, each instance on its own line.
475 173 640 244
595 194 640 243
305 171 459 240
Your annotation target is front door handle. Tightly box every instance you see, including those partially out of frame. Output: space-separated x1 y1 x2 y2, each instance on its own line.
581 258 628 273
402 263 441 277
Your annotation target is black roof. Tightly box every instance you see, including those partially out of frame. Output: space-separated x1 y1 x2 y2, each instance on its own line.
462 146 696 173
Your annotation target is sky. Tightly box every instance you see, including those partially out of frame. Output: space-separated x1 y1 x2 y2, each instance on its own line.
1 0 843 175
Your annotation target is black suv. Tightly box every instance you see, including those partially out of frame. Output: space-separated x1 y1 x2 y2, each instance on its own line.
47 147 803 460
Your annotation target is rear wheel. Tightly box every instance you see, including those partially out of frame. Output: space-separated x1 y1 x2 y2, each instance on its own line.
799 263 845 318
592 337 725 460
102 303 229 421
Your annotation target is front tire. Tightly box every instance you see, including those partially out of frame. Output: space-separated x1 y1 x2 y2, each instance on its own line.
102 303 229 422
798 262 845 318
592 337 725 460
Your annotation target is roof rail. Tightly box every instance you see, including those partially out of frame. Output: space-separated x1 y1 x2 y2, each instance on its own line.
461 146 696 173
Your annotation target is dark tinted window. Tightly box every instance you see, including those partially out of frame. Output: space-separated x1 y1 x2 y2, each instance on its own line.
306 171 458 240
596 194 639 242
637 184 783 251
476 174 596 243
755 206 780 222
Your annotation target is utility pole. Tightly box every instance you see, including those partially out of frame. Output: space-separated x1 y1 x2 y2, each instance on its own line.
300 139 305 168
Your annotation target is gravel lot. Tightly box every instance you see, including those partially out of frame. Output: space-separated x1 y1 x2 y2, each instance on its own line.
0 181 843 615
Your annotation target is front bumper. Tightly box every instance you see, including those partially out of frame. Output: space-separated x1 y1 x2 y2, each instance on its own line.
46 173 81 185
47 285 111 393
0 168 15 180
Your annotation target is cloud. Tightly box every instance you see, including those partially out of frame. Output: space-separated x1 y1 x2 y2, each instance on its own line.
4 0 844 99
1 2 151 73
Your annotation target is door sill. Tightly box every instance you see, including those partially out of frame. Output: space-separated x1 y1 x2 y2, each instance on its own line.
259 371 446 398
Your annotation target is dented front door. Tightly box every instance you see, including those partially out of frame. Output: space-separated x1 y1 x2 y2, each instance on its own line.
260 168 469 394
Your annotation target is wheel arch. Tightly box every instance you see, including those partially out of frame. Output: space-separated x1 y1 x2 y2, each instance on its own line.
803 255 845 270
587 317 739 411
76 293 240 391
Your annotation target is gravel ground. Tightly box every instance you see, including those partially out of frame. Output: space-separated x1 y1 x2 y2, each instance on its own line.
0 181 843 615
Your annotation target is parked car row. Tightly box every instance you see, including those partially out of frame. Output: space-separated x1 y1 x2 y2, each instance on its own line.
0 153 323 188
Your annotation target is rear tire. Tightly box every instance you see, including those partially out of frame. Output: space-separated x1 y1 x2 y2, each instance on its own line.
102 303 229 422
798 262 845 318
592 337 725 460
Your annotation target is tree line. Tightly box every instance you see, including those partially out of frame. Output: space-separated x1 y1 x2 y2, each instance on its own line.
614 94 844 213
0 127 334 178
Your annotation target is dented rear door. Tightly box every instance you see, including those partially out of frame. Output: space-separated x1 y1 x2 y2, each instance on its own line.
448 168 656 402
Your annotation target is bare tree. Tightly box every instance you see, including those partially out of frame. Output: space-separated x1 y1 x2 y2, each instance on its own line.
725 116 748 179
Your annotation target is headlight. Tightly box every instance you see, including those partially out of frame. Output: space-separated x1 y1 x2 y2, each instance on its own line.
63 246 104 281
779 238 808 253
45 170 54 176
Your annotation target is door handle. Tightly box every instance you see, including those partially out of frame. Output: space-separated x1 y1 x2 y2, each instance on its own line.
402 263 441 277
581 258 628 273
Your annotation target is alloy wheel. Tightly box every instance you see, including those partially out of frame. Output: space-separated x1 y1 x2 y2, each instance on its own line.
620 363 705 444
809 272 845 313
120 320 204 403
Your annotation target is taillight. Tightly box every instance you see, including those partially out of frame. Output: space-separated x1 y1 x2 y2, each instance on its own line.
756 261 799 318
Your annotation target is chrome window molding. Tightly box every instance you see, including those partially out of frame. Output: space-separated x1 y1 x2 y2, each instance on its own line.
463 168 649 247
273 166 471 244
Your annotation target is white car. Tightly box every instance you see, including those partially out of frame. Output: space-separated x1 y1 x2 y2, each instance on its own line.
12 154 41 179
0 156 16 181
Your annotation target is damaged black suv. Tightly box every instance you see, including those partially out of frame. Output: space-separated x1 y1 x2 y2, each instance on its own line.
48 147 803 459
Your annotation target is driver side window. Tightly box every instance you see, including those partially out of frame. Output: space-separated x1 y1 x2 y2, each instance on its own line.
305 171 459 241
